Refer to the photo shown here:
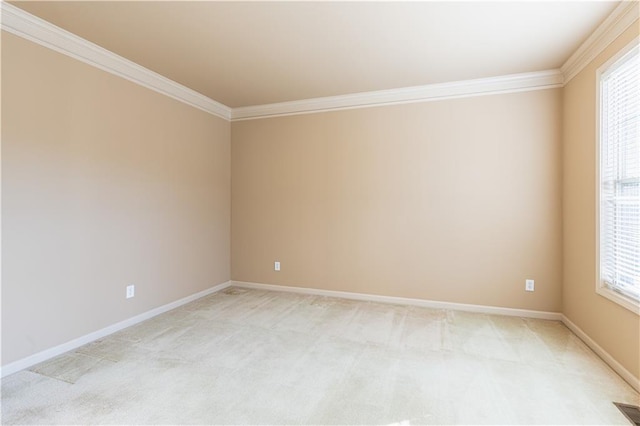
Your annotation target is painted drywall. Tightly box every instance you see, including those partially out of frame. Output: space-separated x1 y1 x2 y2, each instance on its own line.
1 32 231 365
231 89 563 312
562 23 640 380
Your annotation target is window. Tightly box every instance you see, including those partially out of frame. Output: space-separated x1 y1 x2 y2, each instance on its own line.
597 39 640 314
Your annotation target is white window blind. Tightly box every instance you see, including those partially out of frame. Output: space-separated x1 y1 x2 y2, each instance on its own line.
599 44 640 303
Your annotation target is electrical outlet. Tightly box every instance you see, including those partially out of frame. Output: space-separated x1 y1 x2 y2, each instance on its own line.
274 261 280 271
525 279 535 292
126 285 135 299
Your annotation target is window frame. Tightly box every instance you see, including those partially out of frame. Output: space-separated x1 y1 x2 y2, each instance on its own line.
595 37 640 315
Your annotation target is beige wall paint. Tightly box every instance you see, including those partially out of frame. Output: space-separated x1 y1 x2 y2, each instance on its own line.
1 32 231 365
232 90 563 312
4 8 636 386
562 23 640 380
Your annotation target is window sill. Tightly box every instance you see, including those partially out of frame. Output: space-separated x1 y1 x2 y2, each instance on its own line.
596 285 640 315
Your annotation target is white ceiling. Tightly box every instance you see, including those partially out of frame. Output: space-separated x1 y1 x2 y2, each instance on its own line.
12 1 619 108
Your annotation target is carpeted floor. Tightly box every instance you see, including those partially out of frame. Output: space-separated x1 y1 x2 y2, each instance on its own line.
2 287 639 424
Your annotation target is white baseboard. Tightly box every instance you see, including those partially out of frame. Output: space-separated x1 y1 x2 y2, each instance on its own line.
231 280 562 320
0 280 232 378
561 314 640 393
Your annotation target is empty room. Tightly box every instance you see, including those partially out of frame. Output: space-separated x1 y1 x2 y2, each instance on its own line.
1 1 639 424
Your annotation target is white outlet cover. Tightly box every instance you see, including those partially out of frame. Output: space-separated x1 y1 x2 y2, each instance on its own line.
126 285 135 298
274 261 280 271
525 279 535 292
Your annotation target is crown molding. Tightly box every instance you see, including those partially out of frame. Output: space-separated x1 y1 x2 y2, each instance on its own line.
561 1 639 84
231 70 564 121
6 1 629 122
0 2 232 121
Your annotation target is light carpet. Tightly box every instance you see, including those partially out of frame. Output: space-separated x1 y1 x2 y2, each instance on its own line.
2 287 639 424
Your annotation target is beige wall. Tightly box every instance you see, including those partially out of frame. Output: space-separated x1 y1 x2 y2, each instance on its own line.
232 90 563 312
562 23 640 380
1 32 231 365
4 11 637 385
